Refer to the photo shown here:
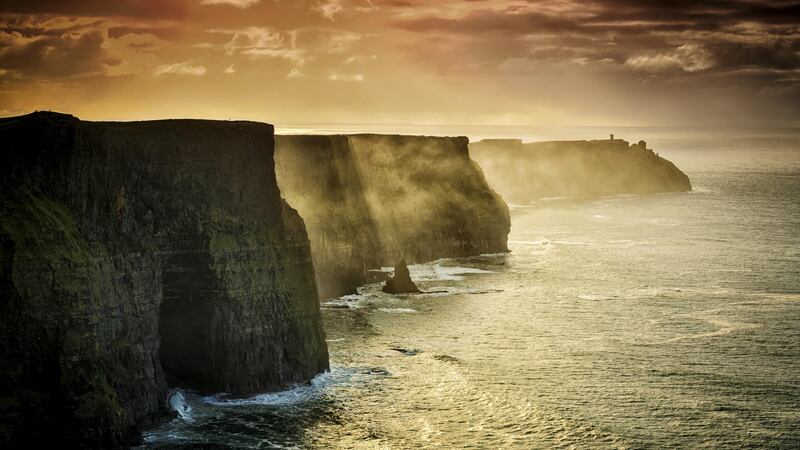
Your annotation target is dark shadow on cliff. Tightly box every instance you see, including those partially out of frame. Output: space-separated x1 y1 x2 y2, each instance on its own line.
0 112 329 448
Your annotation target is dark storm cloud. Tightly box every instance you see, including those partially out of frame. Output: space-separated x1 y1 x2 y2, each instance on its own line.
590 0 800 26
392 0 800 75
0 0 191 19
395 0 800 34
0 0 796 126
709 41 800 74
0 29 108 78
394 10 583 34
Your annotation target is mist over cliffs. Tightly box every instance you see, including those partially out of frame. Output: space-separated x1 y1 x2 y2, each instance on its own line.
469 138 691 204
0 114 517 448
0 112 328 448
275 135 511 299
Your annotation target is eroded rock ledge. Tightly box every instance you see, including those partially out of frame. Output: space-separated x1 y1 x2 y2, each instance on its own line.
275 134 511 299
0 112 328 448
469 138 692 204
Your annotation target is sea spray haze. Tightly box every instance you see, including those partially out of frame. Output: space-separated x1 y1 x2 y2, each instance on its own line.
1 0 799 447
143 127 800 449
470 138 691 203
275 134 510 299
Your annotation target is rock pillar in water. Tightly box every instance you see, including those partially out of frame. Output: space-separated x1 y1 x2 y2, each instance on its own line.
382 261 421 294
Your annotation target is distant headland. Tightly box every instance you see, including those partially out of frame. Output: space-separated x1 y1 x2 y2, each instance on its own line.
469 136 692 204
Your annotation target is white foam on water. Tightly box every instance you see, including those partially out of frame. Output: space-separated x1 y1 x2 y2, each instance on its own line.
508 202 537 209
508 239 551 246
577 294 614 301
167 390 193 422
537 196 571 202
142 429 187 444
419 286 504 297
200 366 386 408
689 185 714 194
408 262 493 281
203 370 334 407
378 308 418 313
322 287 384 309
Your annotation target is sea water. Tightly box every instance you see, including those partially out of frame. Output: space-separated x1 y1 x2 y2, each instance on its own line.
142 127 800 449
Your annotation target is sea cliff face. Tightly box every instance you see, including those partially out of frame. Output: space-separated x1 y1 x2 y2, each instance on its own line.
0 112 328 448
469 139 691 204
275 134 510 299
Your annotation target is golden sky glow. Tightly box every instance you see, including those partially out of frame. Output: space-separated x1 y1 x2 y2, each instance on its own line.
1 0 798 127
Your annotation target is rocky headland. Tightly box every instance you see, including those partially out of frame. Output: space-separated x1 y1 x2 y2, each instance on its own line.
275 134 511 299
0 112 328 448
0 115 517 448
469 138 691 204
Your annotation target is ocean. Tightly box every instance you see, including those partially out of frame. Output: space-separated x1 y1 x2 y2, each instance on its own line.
142 127 800 449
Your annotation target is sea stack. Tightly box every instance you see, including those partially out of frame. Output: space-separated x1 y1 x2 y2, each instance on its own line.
382 261 421 294
275 134 510 299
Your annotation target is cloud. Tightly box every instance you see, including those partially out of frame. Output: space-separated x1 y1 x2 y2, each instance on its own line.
0 0 191 19
201 0 260 7
210 27 298 56
0 29 108 78
154 60 207 76
209 26 307 78
626 43 715 72
206 26 367 78
328 72 364 81
0 0 798 126
343 54 378 64
315 0 344 20
242 47 304 61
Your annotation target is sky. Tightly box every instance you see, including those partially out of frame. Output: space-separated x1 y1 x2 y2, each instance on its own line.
0 0 798 128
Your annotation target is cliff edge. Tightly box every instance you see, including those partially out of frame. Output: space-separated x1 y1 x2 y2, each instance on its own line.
0 112 328 448
469 138 691 204
275 134 510 299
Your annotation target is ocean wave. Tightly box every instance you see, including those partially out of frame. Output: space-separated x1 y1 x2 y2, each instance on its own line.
688 185 714 193
552 240 593 246
203 371 334 407
408 262 493 281
577 294 615 301
667 318 761 342
167 390 194 422
507 202 537 209
508 239 551 246
757 292 800 302
378 308 418 313
200 365 391 408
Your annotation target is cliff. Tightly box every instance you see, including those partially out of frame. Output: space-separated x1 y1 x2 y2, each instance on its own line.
275 135 510 299
469 138 691 204
0 112 328 448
